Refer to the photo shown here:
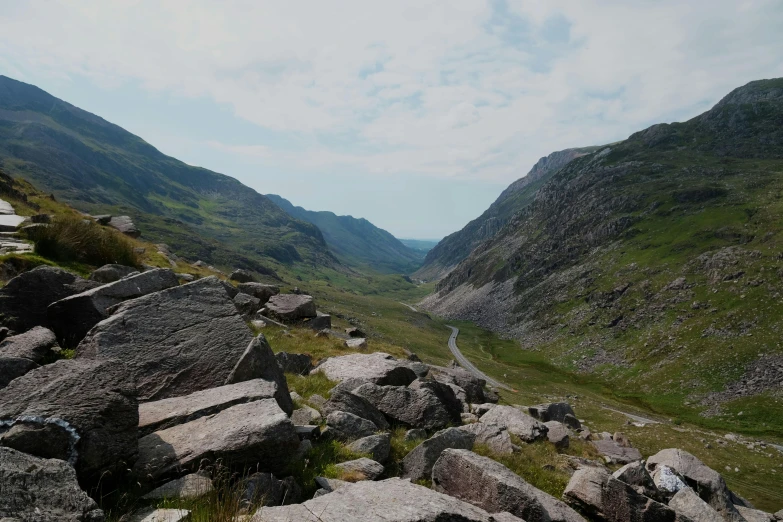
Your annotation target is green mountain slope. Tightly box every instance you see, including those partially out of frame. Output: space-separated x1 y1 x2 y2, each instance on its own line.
399 238 439 256
422 78 783 430
0 75 333 270
267 194 422 273
414 146 598 281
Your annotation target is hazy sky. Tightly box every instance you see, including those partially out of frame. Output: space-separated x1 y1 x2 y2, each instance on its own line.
1 1 781 238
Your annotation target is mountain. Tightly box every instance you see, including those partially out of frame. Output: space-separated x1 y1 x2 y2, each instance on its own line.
399 238 440 255
414 146 598 281
422 78 783 419
266 194 422 273
0 75 333 271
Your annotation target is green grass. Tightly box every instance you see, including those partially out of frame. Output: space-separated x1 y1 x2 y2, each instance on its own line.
285 372 337 402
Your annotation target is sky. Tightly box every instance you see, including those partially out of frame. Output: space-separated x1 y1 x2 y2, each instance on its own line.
1 1 781 239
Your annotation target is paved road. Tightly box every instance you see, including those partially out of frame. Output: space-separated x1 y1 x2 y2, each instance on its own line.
445 325 514 392
601 406 660 425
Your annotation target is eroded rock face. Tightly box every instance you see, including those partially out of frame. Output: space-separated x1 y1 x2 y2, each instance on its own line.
544 421 570 449
432 449 584 522
76 277 257 401
429 364 490 404
254 477 523 522
322 389 390 430
226 334 293 415
0 447 105 521
612 461 660 501
89 264 139 284
401 427 475 482
134 399 299 482
409 379 463 425
668 487 724 522
266 294 317 322
0 358 137 485
480 405 548 443
529 403 579 426
312 352 417 386
324 411 379 441
352 382 454 430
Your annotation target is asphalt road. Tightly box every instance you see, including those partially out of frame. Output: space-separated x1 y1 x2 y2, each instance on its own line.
445 325 514 391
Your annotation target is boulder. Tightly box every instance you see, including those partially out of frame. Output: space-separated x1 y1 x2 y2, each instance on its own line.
254 477 523 522
0 356 38 389
48 268 179 347
322 389 390 430
345 337 368 349
544 421 570 449
324 411 379 441
347 433 391 463
646 448 745 522
308 394 327 409
0 358 137 485
613 432 632 448
128 508 189 522
650 465 688 498
89 264 139 283
471 403 497 417
346 327 365 337
409 378 463 425
462 412 479 423
564 466 677 522
335 457 385 480
402 427 475 481
736 506 776 522
230 269 255 283
529 403 580 428
265 294 317 322
138 379 279 436
612 461 660 500
234 292 262 319
668 487 724 522
353 382 454 429
226 335 294 415
108 215 140 237
432 449 584 522
0 266 99 333
592 439 642 464
306 312 332 330
220 279 239 299
275 351 313 375
141 473 214 500
429 364 489 404
75 277 261 402
459 422 516 455
404 428 427 442
237 282 279 304
291 406 322 425
480 405 548 443
0 447 105 521
242 472 301 507
0 326 59 387
313 352 417 387
134 399 299 482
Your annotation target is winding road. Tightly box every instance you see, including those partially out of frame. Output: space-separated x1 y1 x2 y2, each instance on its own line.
445 325 514 392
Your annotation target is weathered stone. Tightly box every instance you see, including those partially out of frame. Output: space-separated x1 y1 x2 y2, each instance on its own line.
650 465 688 498
0 356 37 389
142 473 214 500
234 292 261 319
564 466 677 522
313 352 417 386
0 447 105 521
347 433 391 463
592 439 642 464
0 358 137 485
544 421 570 449
346 327 365 337
322 390 389 430
275 351 313 375
335 457 385 480
108 215 140 237
404 428 427 442
736 506 776 522
646 448 745 522
471 403 497 417
138 379 279 436
612 461 660 500
49 268 179 347
242 472 301 507
89 264 139 283
409 378 463 425
325 411 378 441
563 413 581 430
230 269 255 283
345 337 368 349
668 487 724 522
266 294 316 322
429 364 489 404
529 403 580 429
353 382 453 429
462 412 479 423
128 508 189 522
305 312 331 330
220 279 239 299
291 406 322 425
613 432 632 448
402 427 475 481
0 266 99 333
76 277 257 401
432 449 584 522
134 399 299 482
480 405 548 443
237 282 279 304
459 422 516 455
308 394 327 409
0 326 60 387
254 477 521 521
226 335 294 415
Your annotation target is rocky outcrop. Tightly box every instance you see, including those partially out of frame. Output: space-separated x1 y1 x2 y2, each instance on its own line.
432 449 584 522
237 282 279 303
529 403 581 429
230 269 255 283
335 457 385 480
459 422 516 454
108 215 140 237
544 421 570 449
312 352 417 386
409 378 464 424
226 334 294 415
352 382 454 429
429 364 491 404
480 405 548 442
0 326 59 388
347 433 391 463
266 294 316 322
402 427 475 481
593 438 642 464
325 411 379 441
322 389 390 430
668 487 724 522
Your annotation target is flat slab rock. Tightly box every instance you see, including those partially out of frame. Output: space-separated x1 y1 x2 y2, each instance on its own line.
352 382 454 430
312 352 417 386
335 457 385 480
0 326 59 388
265 293 316 321
459 422 515 454
253 477 523 522
0 446 105 522
592 439 642 464
134 399 299 482
480 405 548 443
138 378 279 436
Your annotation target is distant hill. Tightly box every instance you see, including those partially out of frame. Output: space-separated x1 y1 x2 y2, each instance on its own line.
266 194 423 274
0 75 334 271
399 238 440 256
414 146 598 281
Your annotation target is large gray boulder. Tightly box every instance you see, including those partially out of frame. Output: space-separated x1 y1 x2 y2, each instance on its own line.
0 266 99 333
108 215 140 237
352 382 454 429
89 264 139 283
736 506 776 522
564 466 677 522
225 334 293 414
646 448 746 522
138 379 279 436
347 433 391 463
234 292 261 319
325 411 379 441
429 364 491 404
480 405 548 443
335 457 385 480
402 427 475 482
230 269 255 283
266 294 316 322
322 389 390 430
593 438 642 464
0 326 59 388
0 358 137 485
76 277 261 401
0 447 105 521
529 402 579 426
313 352 417 386
134 399 299 482
544 421 570 449
409 378 463 424
254 477 523 521
237 282 279 303
141 472 214 500
242 472 301 507
668 487 724 522
459 422 516 454
612 461 661 501
432 449 584 522
48 268 179 347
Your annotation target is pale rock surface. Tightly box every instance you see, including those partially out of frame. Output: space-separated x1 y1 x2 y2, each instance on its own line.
480 405 548 442
312 352 417 386
347 433 391 463
142 473 214 500
668 487 724 522
353 382 454 430
335 457 385 480
401 427 475 481
458 422 516 455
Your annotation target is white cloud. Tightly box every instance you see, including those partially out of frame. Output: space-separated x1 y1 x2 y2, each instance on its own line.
1 0 782 187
